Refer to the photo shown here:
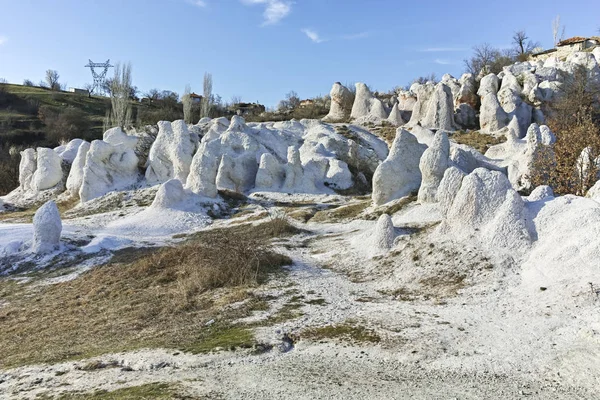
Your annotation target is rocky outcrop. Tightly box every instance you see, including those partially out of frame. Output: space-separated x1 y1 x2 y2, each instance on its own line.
65 141 91 195
32 148 63 192
436 166 466 215
374 214 395 251
323 82 353 122
372 130 426 205
422 83 456 131
32 200 62 255
151 179 186 209
145 120 198 186
387 103 405 126
18 149 37 192
407 82 435 127
79 140 140 203
418 131 450 203
255 153 284 191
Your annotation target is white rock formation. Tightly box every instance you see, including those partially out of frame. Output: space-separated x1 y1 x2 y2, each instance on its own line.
65 141 91 195
186 148 220 198
255 153 284 191
407 82 435 127
216 153 258 193
282 147 304 192
145 120 198 186
79 140 140 203
421 83 456 131
456 73 478 107
527 185 554 202
18 148 37 192
374 214 395 251
323 82 352 122
325 159 353 190
479 92 509 133
436 166 466 215
32 148 63 192
418 131 450 203
387 103 406 126
151 179 186 209
443 168 530 249
372 130 427 205
351 83 388 122
31 200 62 255
103 127 138 150
54 139 85 163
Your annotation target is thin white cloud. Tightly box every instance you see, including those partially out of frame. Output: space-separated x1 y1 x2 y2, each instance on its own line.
241 0 292 25
0 36 7 46
302 28 325 43
434 58 454 65
340 31 371 40
186 0 207 7
421 47 467 52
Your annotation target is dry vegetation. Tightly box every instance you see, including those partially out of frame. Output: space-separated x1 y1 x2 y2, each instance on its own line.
298 322 381 344
0 219 299 368
449 130 506 153
310 200 371 223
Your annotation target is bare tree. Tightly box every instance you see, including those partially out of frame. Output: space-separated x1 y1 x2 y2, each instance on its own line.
182 84 193 124
201 72 213 118
231 95 242 105
464 43 514 75
107 62 133 129
45 70 60 91
552 15 566 45
512 30 540 61
277 91 301 112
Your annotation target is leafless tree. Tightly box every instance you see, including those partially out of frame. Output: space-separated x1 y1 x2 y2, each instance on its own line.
201 72 213 118
512 30 540 61
45 70 60 91
231 95 242 105
464 43 514 75
107 62 133 129
552 15 566 45
182 84 193 124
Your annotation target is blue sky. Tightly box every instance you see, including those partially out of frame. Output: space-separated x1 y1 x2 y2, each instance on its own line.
0 0 598 107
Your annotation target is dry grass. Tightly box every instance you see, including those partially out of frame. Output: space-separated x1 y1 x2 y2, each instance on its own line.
0 220 298 368
298 322 381 344
449 130 506 153
52 383 184 399
310 200 371 223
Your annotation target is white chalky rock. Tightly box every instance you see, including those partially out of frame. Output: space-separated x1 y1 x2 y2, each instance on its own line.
255 153 284 191
65 141 91 195
186 145 220 198
444 168 529 249
323 82 352 122
586 180 600 202
325 159 353 190
387 103 405 126
479 92 509 133
456 73 478 107
436 166 466 215
282 147 304 192
103 127 138 150
32 148 63 192
54 139 85 163
539 125 556 145
151 179 186 209
593 47 600 64
407 82 435 127
481 188 531 250
497 72 532 138
351 83 389 121
418 131 450 203
145 120 198 185
32 200 62 255
528 185 554 202
19 148 37 191
372 130 426 205
79 140 140 203
374 214 395 251
441 74 461 100
422 83 456 131
477 74 500 97
565 52 600 79
215 153 258 193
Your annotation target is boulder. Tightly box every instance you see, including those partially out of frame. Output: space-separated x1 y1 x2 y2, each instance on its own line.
325 159 353 190
54 139 86 163
387 103 405 126
323 82 352 122
418 131 450 203
456 73 478 108
186 147 220 198
407 82 435 127
477 74 500 97
454 103 477 129
31 200 62 255
255 153 284 191
103 127 138 150
422 83 456 131
372 130 426 205
215 153 258 193
282 147 304 192
374 214 395 251
479 93 509 133
79 140 140 203
527 185 554 202
18 148 37 192
151 179 186 209
436 166 466 215
145 120 198 186
65 141 91 195
32 148 63 192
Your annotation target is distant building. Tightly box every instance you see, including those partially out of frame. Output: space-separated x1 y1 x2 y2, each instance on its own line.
228 102 266 116
189 92 203 103
531 36 600 61
68 87 89 95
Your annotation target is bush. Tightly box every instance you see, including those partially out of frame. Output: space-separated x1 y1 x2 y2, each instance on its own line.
38 105 91 144
0 146 20 195
530 66 600 195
